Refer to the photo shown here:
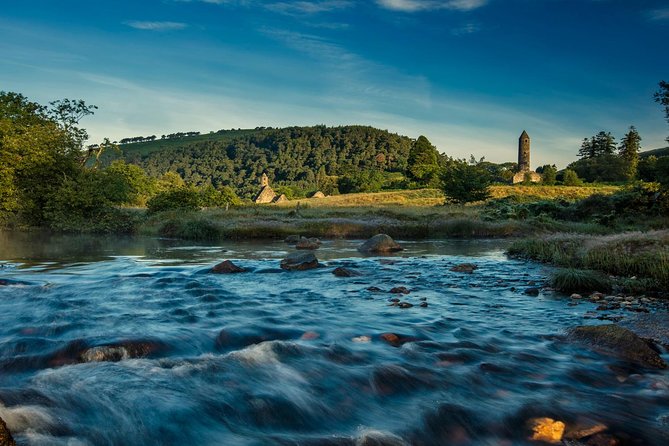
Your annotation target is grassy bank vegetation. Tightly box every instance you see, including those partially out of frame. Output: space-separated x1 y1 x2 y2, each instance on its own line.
509 231 669 294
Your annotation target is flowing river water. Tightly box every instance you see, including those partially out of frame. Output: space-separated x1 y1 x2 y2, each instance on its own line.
0 231 668 445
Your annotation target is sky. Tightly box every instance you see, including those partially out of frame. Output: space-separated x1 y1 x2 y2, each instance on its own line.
1 0 668 168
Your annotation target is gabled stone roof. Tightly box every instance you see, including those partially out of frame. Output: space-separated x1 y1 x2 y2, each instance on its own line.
254 185 277 203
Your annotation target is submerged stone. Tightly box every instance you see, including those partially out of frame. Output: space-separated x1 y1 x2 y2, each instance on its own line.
332 267 359 277
450 263 478 274
280 251 319 271
527 417 565 444
358 234 403 254
389 287 410 295
568 324 667 369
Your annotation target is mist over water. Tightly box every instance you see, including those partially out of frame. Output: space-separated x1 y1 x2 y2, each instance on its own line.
0 232 668 445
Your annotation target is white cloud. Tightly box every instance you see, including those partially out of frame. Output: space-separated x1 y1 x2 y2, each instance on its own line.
647 8 669 21
376 0 487 12
265 1 353 15
124 21 188 31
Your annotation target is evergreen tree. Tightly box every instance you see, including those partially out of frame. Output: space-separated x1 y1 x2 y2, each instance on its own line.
578 138 595 159
618 126 641 181
578 132 616 159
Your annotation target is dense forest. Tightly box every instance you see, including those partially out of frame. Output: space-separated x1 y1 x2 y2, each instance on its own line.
115 126 417 198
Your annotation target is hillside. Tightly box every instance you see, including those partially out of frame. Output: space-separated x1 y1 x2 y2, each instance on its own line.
640 146 669 159
113 125 415 198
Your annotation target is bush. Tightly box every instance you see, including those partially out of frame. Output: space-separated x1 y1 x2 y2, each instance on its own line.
441 160 491 204
551 268 612 294
147 188 201 214
562 169 582 186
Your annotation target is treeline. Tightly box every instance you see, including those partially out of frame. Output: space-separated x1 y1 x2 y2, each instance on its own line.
117 131 201 145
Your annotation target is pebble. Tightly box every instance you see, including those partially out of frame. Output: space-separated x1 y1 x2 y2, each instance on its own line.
420 302 428 308
570 293 583 299
390 287 410 295
398 302 413 309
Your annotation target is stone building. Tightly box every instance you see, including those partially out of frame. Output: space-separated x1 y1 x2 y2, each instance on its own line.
512 130 541 184
253 173 279 203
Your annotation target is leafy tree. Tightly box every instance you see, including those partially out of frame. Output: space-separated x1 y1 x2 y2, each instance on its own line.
562 169 582 186
618 126 641 181
103 160 155 205
147 188 201 214
540 165 557 185
441 159 491 204
406 135 441 187
654 80 669 142
568 154 627 183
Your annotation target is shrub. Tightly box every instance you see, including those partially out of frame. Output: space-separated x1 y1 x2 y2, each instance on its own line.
147 188 201 214
551 268 612 294
441 160 491 204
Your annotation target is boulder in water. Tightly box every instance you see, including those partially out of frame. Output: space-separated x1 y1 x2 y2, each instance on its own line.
0 416 16 446
568 324 667 369
296 237 321 250
389 286 410 295
280 251 319 271
211 260 245 274
358 234 403 254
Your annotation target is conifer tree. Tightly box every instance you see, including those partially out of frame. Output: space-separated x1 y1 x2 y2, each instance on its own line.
618 126 641 181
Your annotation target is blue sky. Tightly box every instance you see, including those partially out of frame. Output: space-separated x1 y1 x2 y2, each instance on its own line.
1 0 668 168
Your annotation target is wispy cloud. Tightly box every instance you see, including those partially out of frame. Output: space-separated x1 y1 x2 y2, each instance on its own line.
451 22 480 35
124 21 189 31
647 8 669 21
376 0 487 12
266 1 353 15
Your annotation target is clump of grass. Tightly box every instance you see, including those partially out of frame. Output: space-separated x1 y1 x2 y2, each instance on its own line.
550 268 612 294
156 213 222 240
507 235 585 266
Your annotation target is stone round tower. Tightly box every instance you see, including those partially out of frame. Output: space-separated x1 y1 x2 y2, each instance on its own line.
518 130 530 172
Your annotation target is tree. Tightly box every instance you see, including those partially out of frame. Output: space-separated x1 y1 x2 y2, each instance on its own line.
618 126 641 181
540 165 557 185
654 80 669 142
441 159 491 204
407 135 440 187
562 169 582 186
578 131 616 159
568 154 626 183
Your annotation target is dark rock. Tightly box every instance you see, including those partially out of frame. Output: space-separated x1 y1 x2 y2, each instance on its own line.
211 260 245 274
398 302 413 309
389 287 410 295
0 416 16 446
80 340 167 363
358 234 403 254
280 252 319 271
371 364 427 396
524 287 540 296
450 263 478 273
284 235 300 244
420 302 428 308
296 237 321 250
379 333 421 347
568 324 667 369
388 298 400 303
333 267 359 278
367 286 383 292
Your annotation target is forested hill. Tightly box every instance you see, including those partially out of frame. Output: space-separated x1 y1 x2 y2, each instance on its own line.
115 125 415 198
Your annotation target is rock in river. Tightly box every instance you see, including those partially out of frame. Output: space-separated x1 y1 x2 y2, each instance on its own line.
280 251 319 271
296 237 321 250
211 260 245 274
450 263 478 273
0 416 16 446
332 267 359 277
358 234 403 254
568 324 667 369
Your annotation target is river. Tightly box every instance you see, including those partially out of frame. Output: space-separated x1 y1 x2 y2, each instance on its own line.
0 231 667 445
